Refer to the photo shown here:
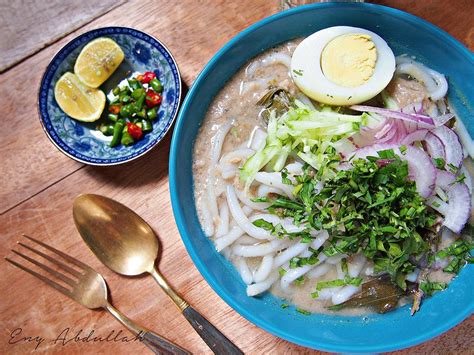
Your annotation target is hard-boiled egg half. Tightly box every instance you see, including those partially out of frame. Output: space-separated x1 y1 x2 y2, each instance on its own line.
291 26 396 106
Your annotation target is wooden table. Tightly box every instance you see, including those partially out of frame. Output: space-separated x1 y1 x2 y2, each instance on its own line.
1 1 472 353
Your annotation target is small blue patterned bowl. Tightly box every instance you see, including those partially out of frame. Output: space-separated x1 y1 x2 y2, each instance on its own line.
38 27 181 165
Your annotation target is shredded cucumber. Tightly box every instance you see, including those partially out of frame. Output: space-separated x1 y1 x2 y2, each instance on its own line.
240 102 366 186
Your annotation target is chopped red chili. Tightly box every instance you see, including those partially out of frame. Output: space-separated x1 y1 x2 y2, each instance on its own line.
140 71 156 84
126 122 143 140
145 90 162 108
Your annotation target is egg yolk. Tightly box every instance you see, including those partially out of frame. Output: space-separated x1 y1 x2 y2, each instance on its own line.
321 34 377 88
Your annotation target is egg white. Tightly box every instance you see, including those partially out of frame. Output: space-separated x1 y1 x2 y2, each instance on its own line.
291 26 396 106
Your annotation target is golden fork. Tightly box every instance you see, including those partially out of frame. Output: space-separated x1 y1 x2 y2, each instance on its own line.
5 235 191 355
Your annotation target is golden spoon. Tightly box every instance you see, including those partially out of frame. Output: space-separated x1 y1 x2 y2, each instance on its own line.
73 194 243 355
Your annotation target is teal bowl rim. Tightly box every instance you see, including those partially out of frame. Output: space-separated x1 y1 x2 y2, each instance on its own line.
170 2 473 352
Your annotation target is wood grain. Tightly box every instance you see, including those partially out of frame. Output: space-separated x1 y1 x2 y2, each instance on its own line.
0 0 472 354
0 0 126 72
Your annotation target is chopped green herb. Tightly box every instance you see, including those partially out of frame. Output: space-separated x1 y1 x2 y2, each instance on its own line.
341 258 348 274
419 281 447 296
296 308 311 315
316 279 346 290
294 276 305 286
281 303 289 309
292 69 304 76
433 158 446 169
447 163 459 174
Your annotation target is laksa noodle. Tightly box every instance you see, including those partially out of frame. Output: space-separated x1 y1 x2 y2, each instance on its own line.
193 27 474 315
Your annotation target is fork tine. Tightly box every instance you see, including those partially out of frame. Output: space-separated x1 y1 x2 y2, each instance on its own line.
22 234 89 270
18 242 82 278
12 249 77 287
5 257 74 298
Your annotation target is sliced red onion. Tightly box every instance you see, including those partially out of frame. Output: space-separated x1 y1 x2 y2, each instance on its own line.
423 132 446 160
394 120 408 143
426 68 449 101
402 102 423 114
374 121 395 139
377 124 398 144
351 105 435 126
352 105 454 129
333 138 357 158
460 165 473 195
401 145 436 198
401 129 428 145
432 113 454 127
427 196 449 215
427 170 471 233
352 144 436 198
376 159 395 167
403 120 419 134
431 125 463 167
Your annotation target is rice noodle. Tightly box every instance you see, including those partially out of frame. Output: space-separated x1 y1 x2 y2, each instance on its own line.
307 263 331 279
207 120 234 231
455 117 474 158
238 258 253 285
237 235 261 245
348 253 367 278
200 202 215 236
317 287 342 301
285 162 304 175
273 240 308 268
218 148 254 176
235 188 271 210
214 202 230 238
215 226 244 251
395 58 448 101
257 185 285 197
226 185 273 240
249 128 267 151
254 172 294 198
332 285 361 305
245 52 291 79
247 271 279 296
239 79 268 95
233 239 289 257
249 214 305 233
281 264 315 291
253 255 274 283
219 165 237 179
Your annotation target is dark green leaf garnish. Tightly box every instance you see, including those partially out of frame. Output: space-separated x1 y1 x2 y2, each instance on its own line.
327 275 416 314
257 87 292 122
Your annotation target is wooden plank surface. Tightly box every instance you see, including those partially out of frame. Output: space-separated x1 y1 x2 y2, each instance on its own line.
0 0 472 354
0 0 126 72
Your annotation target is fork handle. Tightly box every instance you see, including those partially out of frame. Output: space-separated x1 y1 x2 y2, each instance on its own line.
105 303 190 354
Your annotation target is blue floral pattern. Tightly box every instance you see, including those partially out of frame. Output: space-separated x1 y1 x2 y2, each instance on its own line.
38 27 181 165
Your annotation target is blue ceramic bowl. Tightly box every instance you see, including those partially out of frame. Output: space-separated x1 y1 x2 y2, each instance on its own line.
38 27 181 165
170 3 474 352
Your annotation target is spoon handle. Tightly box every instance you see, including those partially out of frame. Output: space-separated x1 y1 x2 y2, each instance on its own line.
150 268 243 354
182 305 243 355
105 302 191 355
142 331 192 355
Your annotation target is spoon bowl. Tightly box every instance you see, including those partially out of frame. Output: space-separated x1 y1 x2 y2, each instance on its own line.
73 194 158 276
